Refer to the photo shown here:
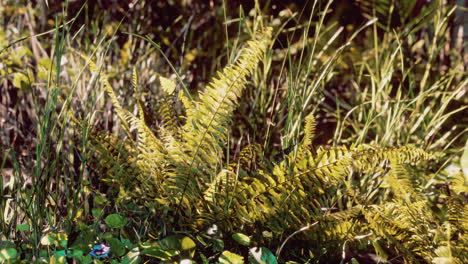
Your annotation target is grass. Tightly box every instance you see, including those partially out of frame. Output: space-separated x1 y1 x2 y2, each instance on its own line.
0 0 467 263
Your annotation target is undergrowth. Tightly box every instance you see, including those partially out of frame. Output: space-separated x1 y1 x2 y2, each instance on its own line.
0 0 466 263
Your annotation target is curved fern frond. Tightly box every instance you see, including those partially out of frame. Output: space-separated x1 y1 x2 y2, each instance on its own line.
164 27 273 206
158 99 180 135
120 109 166 187
384 162 423 202
132 67 146 123
204 144 263 205
214 141 434 234
86 57 131 135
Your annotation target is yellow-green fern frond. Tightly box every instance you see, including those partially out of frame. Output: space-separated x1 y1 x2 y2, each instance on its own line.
158 99 180 135
204 144 263 205
86 131 154 200
86 57 167 193
165 27 273 204
432 246 464 264
446 195 468 233
86 57 131 135
385 162 423 202
308 220 361 243
215 142 433 234
302 113 316 149
132 67 146 123
120 109 166 186
449 170 468 194
342 144 434 174
160 75 176 95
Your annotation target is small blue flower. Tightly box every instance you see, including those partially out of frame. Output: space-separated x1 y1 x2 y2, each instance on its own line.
89 243 110 258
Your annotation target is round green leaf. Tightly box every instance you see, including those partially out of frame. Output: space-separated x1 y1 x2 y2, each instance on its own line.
105 214 127 229
232 233 251 246
106 237 126 257
38 58 53 80
68 250 84 258
180 236 196 250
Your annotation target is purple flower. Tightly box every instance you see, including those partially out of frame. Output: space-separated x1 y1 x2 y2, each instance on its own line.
89 243 110 258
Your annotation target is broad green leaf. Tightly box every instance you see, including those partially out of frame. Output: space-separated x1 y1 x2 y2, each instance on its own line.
38 58 53 80
50 254 67 264
121 238 135 248
68 250 84 258
105 214 127 229
219 250 244 264
0 248 17 260
106 237 126 257
140 237 179 260
232 233 251 246
12 72 31 90
157 235 181 251
76 254 93 264
180 236 196 250
54 250 67 263
101 232 114 240
212 238 224 252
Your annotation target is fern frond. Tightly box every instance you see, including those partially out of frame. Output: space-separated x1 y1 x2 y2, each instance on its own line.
446 195 468 234
160 75 176 95
86 57 131 135
212 141 435 238
132 67 146 123
449 170 468 194
432 246 464 264
164 27 273 206
158 99 180 135
302 113 316 149
120 109 167 186
85 131 161 202
204 144 263 205
385 162 423 202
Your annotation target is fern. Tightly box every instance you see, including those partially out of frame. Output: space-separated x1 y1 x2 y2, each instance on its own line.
163 28 273 215
83 24 462 262
87 27 272 220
